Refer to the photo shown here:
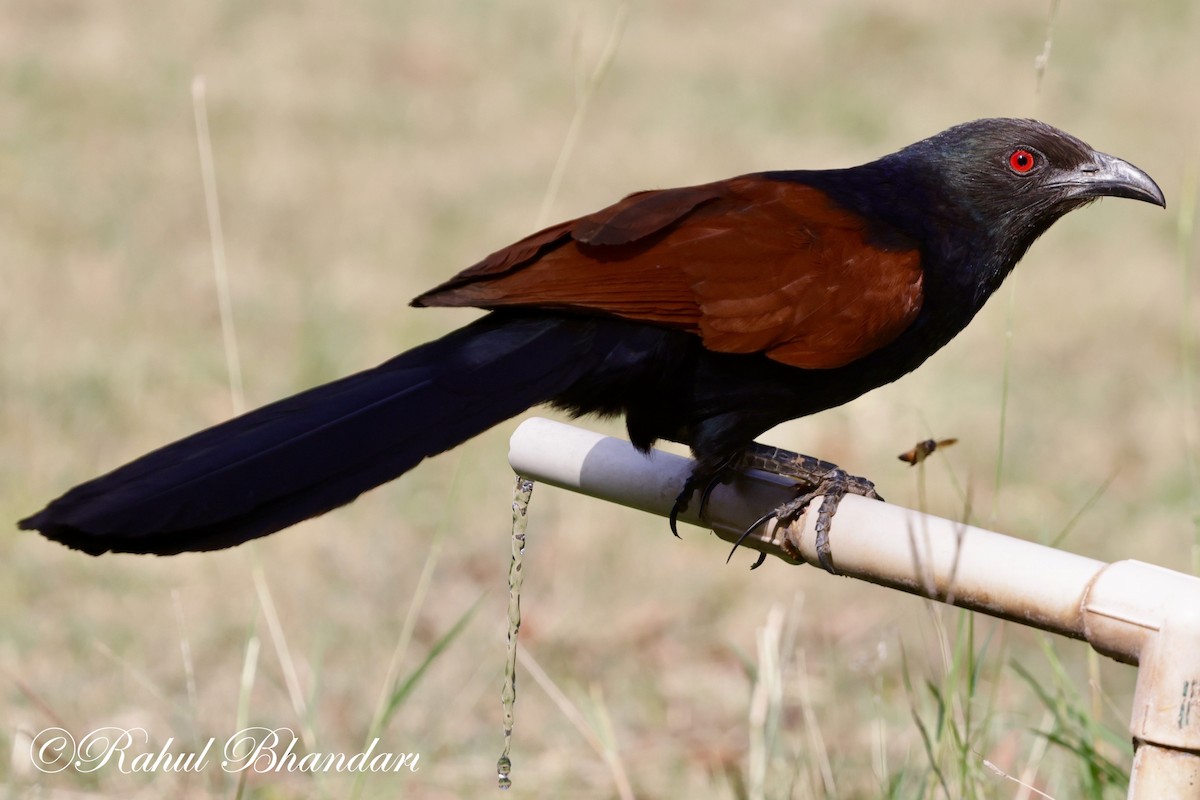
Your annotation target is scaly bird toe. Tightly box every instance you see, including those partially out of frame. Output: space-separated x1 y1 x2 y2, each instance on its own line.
725 444 883 573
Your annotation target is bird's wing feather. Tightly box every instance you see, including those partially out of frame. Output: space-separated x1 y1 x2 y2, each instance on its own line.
413 176 924 369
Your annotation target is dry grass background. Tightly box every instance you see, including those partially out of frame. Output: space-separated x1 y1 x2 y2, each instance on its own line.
3 0 1198 797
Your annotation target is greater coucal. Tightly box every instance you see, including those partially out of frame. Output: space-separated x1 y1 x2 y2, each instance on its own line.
20 119 1165 567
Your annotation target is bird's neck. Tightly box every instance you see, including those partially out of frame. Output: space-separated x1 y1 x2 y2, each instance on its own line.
767 160 1063 383
782 161 1041 310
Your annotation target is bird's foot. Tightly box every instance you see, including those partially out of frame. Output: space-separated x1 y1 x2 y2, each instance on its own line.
729 444 883 574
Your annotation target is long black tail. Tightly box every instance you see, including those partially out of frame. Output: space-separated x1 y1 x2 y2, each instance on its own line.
20 313 608 555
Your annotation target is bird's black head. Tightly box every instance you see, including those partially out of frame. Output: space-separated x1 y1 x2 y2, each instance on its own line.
887 118 1164 284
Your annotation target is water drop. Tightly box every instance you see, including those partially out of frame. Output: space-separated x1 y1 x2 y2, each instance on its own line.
497 476 534 789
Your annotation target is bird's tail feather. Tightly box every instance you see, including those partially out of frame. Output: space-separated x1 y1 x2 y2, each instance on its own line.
20 313 597 555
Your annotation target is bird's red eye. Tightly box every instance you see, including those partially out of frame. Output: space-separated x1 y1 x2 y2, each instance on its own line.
1008 149 1036 174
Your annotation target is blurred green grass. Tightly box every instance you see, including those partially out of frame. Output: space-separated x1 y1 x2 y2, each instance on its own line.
2 0 1197 797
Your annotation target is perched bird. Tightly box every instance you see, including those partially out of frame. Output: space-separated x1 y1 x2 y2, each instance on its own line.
20 118 1164 570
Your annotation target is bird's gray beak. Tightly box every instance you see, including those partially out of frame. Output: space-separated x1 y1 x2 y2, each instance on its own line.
1060 151 1166 208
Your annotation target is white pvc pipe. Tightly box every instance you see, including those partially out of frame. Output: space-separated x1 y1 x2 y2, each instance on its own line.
508 417 1200 799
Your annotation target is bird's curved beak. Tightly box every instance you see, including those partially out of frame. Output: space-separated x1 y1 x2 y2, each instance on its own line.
1059 151 1166 208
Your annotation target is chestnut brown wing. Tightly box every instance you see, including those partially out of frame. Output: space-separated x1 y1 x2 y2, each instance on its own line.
413 175 923 369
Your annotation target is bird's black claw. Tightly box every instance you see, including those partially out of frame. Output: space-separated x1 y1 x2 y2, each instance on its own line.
669 475 699 538
696 472 725 521
726 507 778 565
668 494 685 538
671 466 731 538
